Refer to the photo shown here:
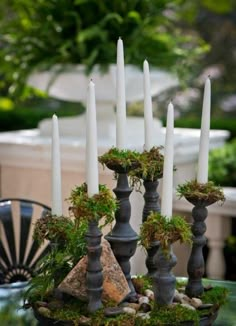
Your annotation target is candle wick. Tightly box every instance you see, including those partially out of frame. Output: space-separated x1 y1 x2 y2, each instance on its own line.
208 75 211 79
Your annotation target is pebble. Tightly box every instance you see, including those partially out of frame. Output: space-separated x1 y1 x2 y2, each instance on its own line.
197 303 214 310
123 307 136 315
181 303 196 310
104 307 124 317
190 297 203 308
35 301 48 308
37 307 51 318
136 312 151 320
125 303 140 311
78 316 91 325
138 296 149 305
174 292 190 304
144 289 154 300
139 303 151 313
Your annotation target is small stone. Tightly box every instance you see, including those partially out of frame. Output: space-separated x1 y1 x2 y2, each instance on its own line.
123 307 136 315
174 292 189 304
138 296 149 305
127 295 139 303
190 297 203 308
144 289 154 300
139 303 151 313
78 316 91 325
181 303 196 310
37 307 51 318
197 303 214 310
104 307 125 317
136 312 151 319
124 303 140 311
35 301 48 308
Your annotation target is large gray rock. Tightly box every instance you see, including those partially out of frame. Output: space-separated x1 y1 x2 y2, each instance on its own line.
58 239 130 303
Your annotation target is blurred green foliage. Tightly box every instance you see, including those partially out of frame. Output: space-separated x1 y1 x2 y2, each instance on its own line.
0 0 206 97
0 97 84 131
208 139 236 187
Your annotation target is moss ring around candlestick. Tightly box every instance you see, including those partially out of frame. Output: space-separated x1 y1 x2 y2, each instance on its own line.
176 180 225 206
68 183 117 227
98 147 141 174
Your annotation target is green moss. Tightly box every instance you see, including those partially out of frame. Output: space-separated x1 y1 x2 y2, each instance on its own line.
69 183 117 227
201 286 228 307
29 284 228 325
140 212 192 251
150 304 199 326
176 180 225 204
98 148 140 170
129 147 164 187
131 275 152 295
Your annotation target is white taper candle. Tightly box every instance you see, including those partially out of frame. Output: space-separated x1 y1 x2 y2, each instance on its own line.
143 59 154 150
51 114 62 216
161 102 174 219
116 38 126 149
86 80 99 197
197 77 211 183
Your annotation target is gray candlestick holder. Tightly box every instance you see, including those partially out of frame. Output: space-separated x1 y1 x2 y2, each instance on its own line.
142 179 161 276
86 219 103 313
184 197 217 298
104 162 139 299
153 245 177 305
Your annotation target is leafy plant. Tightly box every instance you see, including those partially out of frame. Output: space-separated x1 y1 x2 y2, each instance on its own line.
25 216 89 304
139 212 192 251
0 0 207 96
68 183 117 227
208 139 236 187
177 180 225 204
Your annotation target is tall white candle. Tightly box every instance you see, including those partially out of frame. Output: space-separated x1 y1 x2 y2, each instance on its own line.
161 102 174 219
197 77 211 183
51 114 62 216
116 38 126 149
143 59 154 150
86 80 99 197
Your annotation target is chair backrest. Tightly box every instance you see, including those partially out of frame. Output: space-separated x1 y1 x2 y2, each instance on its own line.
0 198 51 284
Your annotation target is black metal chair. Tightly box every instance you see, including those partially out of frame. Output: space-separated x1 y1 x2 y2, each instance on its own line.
0 198 51 284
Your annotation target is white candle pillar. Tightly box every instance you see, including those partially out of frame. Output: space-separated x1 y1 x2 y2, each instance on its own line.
51 114 62 216
86 80 99 197
161 102 174 219
197 77 211 183
143 59 154 150
116 38 126 149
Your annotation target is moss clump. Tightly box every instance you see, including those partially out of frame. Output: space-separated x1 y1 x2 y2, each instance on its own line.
131 275 152 295
129 147 164 186
149 304 199 326
176 180 225 204
69 183 117 227
201 286 228 308
98 148 140 171
140 212 192 251
33 215 75 244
